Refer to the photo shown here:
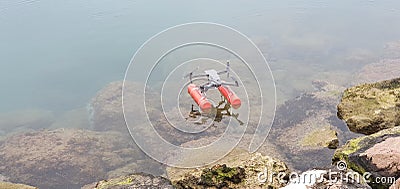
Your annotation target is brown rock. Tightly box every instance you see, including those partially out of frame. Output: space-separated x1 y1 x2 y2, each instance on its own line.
333 127 400 189
0 129 147 188
390 178 400 189
88 81 156 132
361 136 400 177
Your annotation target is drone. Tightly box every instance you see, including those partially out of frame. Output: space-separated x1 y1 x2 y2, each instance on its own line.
184 61 241 113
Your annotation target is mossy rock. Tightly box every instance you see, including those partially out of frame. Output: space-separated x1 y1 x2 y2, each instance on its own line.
338 78 400 135
174 164 245 189
167 150 289 188
200 164 245 186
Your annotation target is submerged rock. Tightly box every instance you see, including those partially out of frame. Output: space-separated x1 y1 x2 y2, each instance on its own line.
333 127 400 188
0 174 8 182
356 40 400 84
0 129 153 189
50 107 91 129
167 150 290 189
0 109 55 134
81 173 174 189
269 81 354 170
356 59 400 84
88 81 157 132
301 126 339 149
383 40 400 59
0 181 37 189
89 81 130 132
337 78 400 135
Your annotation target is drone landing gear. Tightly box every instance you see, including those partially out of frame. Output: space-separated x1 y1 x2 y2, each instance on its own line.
215 97 244 125
188 104 201 118
187 96 244 125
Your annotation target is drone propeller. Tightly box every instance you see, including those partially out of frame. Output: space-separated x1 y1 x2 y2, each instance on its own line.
217 60 230 77
183 67 200 83
183 67 199 78
230 76 239 87
226 60 230 78
221 76 239 87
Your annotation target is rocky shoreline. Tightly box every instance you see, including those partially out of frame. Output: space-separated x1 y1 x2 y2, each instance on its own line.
0 76 397 189
0 40 399 188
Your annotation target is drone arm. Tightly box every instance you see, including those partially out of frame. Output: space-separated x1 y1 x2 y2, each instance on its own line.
221 80 239 87
191 74 208 79
217 70 227 75
184 73 208 83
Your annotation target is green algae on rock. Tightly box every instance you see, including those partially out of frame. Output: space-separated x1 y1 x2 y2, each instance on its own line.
174 164 245 189
301 126 339 149
338 78 400 135
167 150 289 189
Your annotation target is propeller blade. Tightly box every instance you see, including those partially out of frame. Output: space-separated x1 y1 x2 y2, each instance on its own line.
226 60 230 78
230 76 239 87
183 66 199 78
